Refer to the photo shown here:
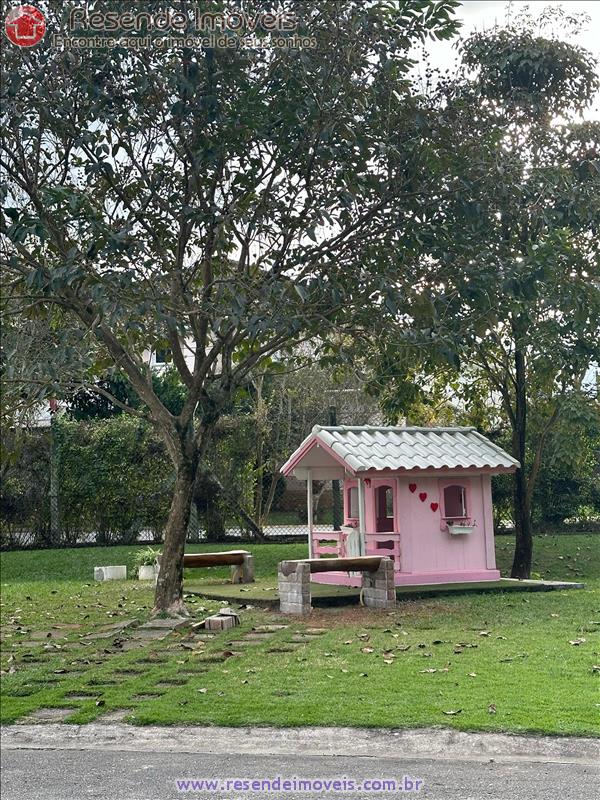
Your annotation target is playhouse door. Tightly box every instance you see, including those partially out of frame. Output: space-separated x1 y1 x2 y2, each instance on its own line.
371 480 397 532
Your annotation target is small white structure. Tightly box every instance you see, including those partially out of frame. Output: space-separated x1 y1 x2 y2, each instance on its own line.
94 565 127 581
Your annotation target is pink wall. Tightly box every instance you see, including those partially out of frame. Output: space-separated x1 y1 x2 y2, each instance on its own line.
344 473 496 575
397 476 489 573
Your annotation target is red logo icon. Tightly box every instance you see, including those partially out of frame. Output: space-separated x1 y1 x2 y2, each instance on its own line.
5 4 46 47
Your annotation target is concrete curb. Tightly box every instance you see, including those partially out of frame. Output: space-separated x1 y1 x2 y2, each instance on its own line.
2 724 598 766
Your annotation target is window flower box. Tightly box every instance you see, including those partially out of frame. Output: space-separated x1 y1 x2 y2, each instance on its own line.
447 519 476 535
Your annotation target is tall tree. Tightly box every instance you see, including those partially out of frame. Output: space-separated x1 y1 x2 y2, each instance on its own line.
367 8 600 577
1 0 460 613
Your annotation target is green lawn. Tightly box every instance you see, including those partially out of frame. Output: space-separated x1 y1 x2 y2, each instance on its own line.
1 534 598 735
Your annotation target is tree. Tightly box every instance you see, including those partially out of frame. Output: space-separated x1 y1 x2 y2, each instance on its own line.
1 0 460 613
365 7 600 577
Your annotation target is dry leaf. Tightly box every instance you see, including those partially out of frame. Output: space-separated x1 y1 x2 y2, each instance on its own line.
420 668 437 673
198 688 208 693
569 638 586 646
488 704 497 714
479 631 490 637
468 672 477 678
361 647 374 654
442 709 462 715
383 659 394 665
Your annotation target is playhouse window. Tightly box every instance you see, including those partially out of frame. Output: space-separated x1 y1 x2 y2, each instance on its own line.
443 485 467 519
347 486 359 519
375 485 395 532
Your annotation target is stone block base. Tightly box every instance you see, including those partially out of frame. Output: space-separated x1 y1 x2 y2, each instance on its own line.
362 559 396 608
231 554 255 584
94 566 127 581
278 562 311 615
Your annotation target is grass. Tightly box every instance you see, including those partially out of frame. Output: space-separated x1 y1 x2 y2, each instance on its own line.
1 534 598 736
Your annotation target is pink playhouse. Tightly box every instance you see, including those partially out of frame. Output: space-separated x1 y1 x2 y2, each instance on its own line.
281 426 519 587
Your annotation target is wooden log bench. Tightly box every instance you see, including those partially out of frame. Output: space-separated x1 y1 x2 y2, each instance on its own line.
182 550 255 584
278 556 395 615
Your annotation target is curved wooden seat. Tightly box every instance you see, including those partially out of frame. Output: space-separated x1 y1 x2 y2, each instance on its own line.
279 556 384 576
183 550 249 568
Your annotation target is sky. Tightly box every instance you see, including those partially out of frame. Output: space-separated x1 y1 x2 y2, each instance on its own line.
422 0 600 118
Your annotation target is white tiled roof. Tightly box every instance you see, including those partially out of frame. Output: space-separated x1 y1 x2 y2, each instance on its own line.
282 426 519 474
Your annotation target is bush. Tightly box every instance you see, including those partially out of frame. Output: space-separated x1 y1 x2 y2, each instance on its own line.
1 416 173 547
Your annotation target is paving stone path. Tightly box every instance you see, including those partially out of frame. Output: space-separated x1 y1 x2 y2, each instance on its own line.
10 616 334 726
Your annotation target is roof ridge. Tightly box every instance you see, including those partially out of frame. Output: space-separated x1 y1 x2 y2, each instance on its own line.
313 425 476 433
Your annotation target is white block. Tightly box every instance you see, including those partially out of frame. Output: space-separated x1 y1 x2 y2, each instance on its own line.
94 565 127 581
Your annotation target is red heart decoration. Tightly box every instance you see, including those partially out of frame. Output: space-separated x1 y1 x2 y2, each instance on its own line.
409 483 417 493
419 492 427 502
430 502 439 512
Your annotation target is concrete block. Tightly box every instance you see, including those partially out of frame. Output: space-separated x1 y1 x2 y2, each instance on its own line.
280 600 311 615
231 554 255 584
94 566 127 581
205 614 237 631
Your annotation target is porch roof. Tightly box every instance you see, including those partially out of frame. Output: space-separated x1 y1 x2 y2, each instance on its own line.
281 425 519 476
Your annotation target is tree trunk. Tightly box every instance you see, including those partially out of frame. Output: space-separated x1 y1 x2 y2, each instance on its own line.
153 461 196 615
510 347 532 578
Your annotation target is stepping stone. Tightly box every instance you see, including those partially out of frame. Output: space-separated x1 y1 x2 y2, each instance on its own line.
114 668 145 676
98 708 133 723
19 707 77 724
252 625 289 633
305 628 328 635
131 693 163 701
12 641 46 648
130 629 171 641
120 640 148 651
52 623 82 630
64 692 100 701
98 620 136 633
266 645 301 653
225 640 263 647
243 632 274 640
31 631 67 640
137 618 188 632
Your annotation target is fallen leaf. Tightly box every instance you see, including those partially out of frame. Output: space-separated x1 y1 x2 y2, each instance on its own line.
569 638 586 646
383 659 394 665
361 647 374 654
468 672 477 678
479 631 490 637
198 688 208 693
420 668 437 673
442 709 462 715
488 704 497 714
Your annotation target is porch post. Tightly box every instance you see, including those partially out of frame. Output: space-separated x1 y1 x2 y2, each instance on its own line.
357 477 366 556
306 469 314 558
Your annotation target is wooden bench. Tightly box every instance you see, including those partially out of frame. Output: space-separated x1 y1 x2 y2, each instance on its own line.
183 550 254 584
278 556 395 614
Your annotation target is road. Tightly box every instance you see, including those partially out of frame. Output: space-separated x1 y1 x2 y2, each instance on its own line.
2 724 598 800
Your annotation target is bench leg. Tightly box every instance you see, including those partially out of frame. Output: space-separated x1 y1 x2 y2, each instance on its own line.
362 557 396 609
230 554 255 584
278 562 311 614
